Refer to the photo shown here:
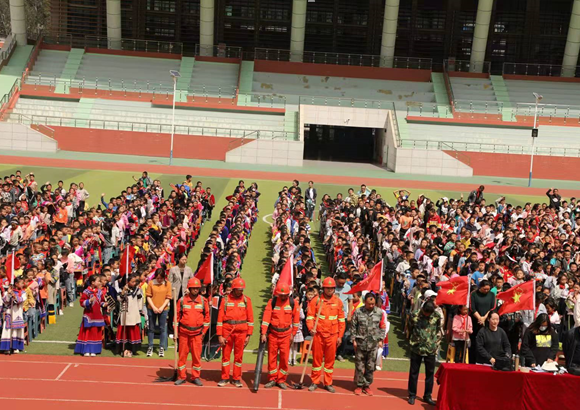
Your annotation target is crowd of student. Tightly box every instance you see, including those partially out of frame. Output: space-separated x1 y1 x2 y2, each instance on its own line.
311 182 580 403
3 169 580 402
0 170 264 356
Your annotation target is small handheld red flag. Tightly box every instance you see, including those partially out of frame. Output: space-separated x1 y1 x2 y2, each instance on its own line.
5 252 20 285
497 280 535 315
436 276 470 306
276 255 294 294
346 260 383 295
119 246 135 277
195 253 214 286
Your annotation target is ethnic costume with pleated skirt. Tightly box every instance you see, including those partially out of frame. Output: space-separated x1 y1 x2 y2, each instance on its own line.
74 286 107 355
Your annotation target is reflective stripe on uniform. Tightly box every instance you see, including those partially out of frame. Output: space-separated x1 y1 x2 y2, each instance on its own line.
269 369 277 374
226 303 235 307
280 369 288 375
222 361 230 367
217 322 223 326
312 367 322 371
328 315 338 320
192 366 202 371
273 306 281 311
283 305 292 310
306 316 314 320
262 321 270 327
238 303 246 307
204 323 210 326
324 367 334 374
292 324 299 327
194 304 203 309
248 322 254 326
338 318 345 322
235 362 243 367
178 365 186 370
317 315 326 319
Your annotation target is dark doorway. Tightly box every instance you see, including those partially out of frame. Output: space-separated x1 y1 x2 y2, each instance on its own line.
303 124 376 163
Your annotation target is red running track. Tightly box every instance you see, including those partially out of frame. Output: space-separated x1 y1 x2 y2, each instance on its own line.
0 354 435 410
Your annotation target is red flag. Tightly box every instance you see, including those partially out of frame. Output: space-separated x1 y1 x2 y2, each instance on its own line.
497 280 535 315
436 276 469 306
195 253 214 286
346 260 383 295
119 246 135 277
5 252 20 284
276 255 293 294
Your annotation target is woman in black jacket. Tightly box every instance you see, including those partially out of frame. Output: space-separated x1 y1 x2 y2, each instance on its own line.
520 313 559 368
476 312 512 365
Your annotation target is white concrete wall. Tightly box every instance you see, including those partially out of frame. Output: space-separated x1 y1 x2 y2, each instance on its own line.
385 110 397 171
394 149 473 177
0 123 58 152
225 139 304 167
299 105 390 130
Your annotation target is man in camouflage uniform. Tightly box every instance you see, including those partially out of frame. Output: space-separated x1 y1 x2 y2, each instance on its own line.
350 293 387 396
407 300 441 406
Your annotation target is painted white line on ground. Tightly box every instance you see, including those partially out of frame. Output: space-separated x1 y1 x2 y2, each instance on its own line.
262 213 273 224
278 390 282 409
0 377 403 400
0 397 287 410
55 363 71 380
0 358 419 381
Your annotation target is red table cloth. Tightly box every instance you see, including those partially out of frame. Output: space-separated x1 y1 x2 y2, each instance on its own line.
435 363 579 410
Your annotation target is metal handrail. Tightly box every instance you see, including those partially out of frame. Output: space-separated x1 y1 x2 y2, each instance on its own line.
439 141 472 166
0 34 16 66
402 139 580 157
10 113 296 140
195 44 242 59
0 78 21 119
226 130 259 153
444 59 491 74
84 36 183 55
502 62 580 77
254 48 432 70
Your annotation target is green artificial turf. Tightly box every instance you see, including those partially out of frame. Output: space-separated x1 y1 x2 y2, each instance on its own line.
9 164 550 373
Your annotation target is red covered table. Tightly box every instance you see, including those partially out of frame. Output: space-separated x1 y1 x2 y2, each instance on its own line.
435 363 579 410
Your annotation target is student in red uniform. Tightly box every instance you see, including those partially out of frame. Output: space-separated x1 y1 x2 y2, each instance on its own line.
217 277 254 387
75 274 107 356
260 282 300 389
175 277 210 386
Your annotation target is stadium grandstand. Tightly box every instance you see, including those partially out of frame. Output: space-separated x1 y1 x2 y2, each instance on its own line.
1 1 580 409
0 0 578 180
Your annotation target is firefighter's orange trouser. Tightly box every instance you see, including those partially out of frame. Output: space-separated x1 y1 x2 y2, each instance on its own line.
310 332 338 386
177 328 203 381
267 332 291 383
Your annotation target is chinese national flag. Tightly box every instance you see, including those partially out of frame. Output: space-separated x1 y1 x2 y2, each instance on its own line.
119 246 136 277
497 280 535 315
5 252 20 284
195 253 214 286
346 260 383 295
276 255 294 294
436 276 469 306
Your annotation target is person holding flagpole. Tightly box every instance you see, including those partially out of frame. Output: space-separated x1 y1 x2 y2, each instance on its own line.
260 280 300 390
306 277 346 393
174 277 210 386
0 276 26 354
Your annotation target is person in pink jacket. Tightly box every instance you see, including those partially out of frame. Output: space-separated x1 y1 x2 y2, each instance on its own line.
452 305 473 363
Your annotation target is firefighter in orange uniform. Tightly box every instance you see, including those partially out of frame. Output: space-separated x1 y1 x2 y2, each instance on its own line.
260 282 300 390
175 277 210 386
217 277 254 387
306 277 345 393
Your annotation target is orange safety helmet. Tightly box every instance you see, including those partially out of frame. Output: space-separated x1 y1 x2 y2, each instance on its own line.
322 277 336 288
275 282 291 296
187 277 202 289
232 277 246 290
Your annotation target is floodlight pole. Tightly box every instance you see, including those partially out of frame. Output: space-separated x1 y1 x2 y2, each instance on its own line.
528 93 541 187
170 74 177 165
